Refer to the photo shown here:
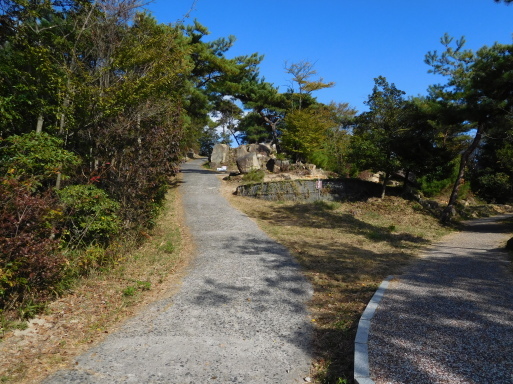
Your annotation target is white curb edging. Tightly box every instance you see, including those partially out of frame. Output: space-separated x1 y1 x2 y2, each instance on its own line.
354 275 394 384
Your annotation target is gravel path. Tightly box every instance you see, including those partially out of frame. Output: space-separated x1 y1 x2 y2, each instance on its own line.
44 158 313 384
367 214 513 384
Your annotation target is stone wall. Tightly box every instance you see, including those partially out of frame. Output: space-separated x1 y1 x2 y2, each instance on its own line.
235 178 396 202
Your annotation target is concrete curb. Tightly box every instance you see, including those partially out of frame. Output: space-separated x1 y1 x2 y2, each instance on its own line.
354 275 394 384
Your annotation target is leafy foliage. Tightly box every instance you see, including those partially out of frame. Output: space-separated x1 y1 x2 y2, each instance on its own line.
57 184 120 247
349 77 407 197
425 37 513 220
0 132 81 190
0 180 65 312
0 1 264 316
282 105 338 164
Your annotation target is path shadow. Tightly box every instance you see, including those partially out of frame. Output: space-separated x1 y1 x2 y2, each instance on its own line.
461 214 513 234
191 235 314 353
180 167 215 175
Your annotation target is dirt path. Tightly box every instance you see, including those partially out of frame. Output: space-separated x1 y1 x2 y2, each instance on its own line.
43 158 313 383
367 214 513 384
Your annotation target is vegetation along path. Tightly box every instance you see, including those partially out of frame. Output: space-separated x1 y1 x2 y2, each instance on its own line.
44 158 313 383
366 214 513 384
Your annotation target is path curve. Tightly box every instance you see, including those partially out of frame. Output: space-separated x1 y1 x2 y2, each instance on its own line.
44 158 313 383
366 214 513 384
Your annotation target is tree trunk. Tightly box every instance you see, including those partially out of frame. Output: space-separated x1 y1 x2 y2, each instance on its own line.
260 112 282 152
403 170 410 191
381 172 389 199
55 172 62 190
36 114 44 134
441 125 483 223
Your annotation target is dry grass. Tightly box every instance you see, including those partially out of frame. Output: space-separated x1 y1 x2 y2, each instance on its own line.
0 177 193 384
224 182 452 384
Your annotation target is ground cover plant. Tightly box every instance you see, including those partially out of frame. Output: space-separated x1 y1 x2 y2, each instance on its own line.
226 191 452 383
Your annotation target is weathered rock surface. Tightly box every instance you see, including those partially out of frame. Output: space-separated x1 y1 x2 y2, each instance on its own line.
236 152 260 174
234 145 248 159
210 143 230 168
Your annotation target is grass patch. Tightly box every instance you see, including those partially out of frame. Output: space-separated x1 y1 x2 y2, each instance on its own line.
227 193 451 384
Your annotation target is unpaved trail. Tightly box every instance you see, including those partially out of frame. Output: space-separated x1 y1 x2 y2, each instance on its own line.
44 158 313 384
367 214 513 384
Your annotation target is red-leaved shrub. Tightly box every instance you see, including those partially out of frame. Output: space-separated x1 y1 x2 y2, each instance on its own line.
0 179 65 313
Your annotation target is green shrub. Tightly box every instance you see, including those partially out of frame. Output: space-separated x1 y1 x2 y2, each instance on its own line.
242 169 265 183
57 184 121 247
474 171 512 203
0 132 81 190
418 175 454 197
308 149 331 170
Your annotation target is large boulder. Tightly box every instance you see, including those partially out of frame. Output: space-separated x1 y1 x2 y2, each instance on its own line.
247 143 273 156
236 152 260 174
256 154 270 169
234 145 248 159
268 159 290 173
210 143 230 168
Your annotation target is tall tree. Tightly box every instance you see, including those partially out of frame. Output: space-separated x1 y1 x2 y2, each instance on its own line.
212 98 243 145
236 79 287 148
425 35 513 221
181 20 262 146
349 76 407 198
285 60 335 110
321 102 357 174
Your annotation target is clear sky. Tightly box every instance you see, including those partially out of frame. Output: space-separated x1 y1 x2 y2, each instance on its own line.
146 0 513 112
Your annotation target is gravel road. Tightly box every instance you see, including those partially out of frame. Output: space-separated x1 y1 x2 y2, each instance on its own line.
368 214 513 384
44 158 313 384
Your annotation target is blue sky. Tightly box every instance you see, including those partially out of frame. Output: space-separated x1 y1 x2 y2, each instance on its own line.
146 0 513 112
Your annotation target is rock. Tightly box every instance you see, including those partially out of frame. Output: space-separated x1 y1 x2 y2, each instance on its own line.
256 153 270 169
506 237 513 251
256 143 272 156
210 143 230 168
247 143 273 156
236 152 260 174
247 143 259 153
274 159 290 172
234 145 248 159
186 151 195 159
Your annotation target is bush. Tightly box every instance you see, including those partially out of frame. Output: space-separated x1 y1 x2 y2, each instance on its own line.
0 132 81 190
0 179 65 313
57 184 121 248
92 124 182 230
242 169 265 183
473 171 512 203
418 175 455 198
